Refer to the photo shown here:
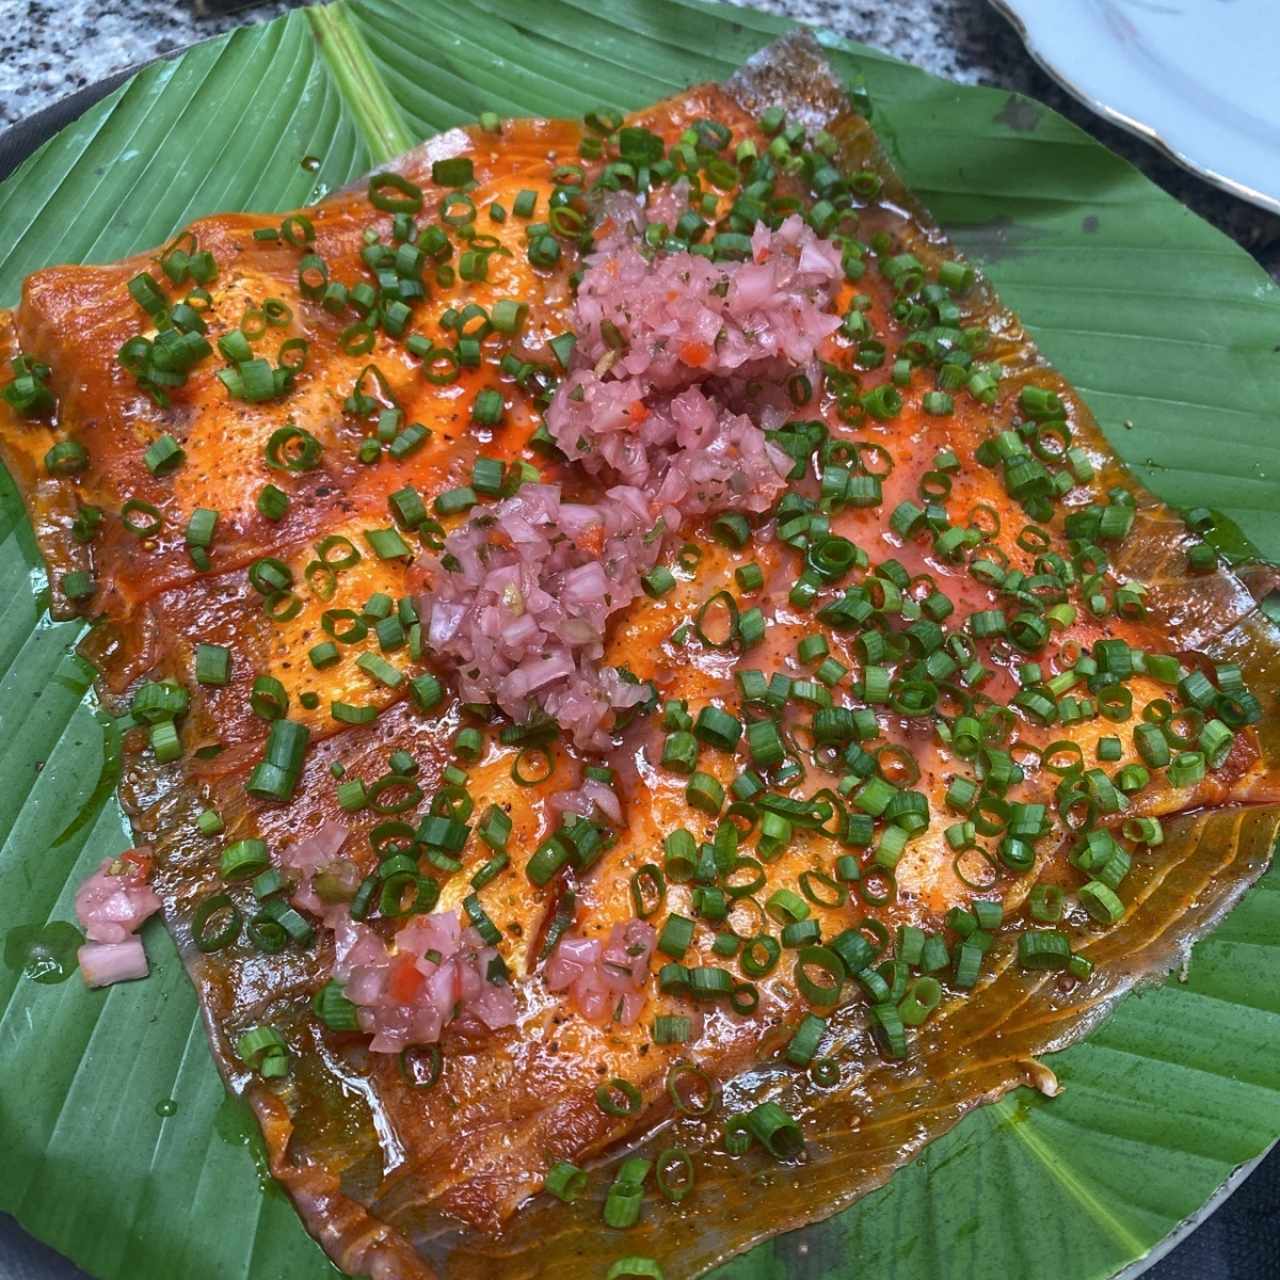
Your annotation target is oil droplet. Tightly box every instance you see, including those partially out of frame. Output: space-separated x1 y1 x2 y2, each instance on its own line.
155 1098 178 1117
301 154 321 172
4 922 85 984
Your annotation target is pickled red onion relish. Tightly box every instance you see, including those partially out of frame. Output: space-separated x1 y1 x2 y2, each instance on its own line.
418 213 840 750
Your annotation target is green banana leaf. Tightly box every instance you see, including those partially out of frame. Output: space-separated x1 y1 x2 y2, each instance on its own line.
1 3 1278 1279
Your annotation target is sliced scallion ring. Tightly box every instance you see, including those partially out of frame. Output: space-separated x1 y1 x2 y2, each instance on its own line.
596 1076 642 1117
120 499 163 537
694 590 739 649
655 1147 694 1202
192 893 242 952
666 1059 718 1116
511 745 553 786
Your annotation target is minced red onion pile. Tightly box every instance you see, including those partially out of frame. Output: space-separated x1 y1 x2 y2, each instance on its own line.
419 212 844 750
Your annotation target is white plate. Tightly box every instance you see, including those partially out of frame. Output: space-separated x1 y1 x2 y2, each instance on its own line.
989 0 1280 215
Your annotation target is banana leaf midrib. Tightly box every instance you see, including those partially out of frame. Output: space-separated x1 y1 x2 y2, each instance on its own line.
308 2 417 164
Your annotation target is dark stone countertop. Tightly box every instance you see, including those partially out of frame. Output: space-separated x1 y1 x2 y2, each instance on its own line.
0 3 1276 1280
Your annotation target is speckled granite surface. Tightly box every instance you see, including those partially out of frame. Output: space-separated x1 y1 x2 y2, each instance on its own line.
1 0 1277 275
0 4 1278 1280
0 1 296 125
